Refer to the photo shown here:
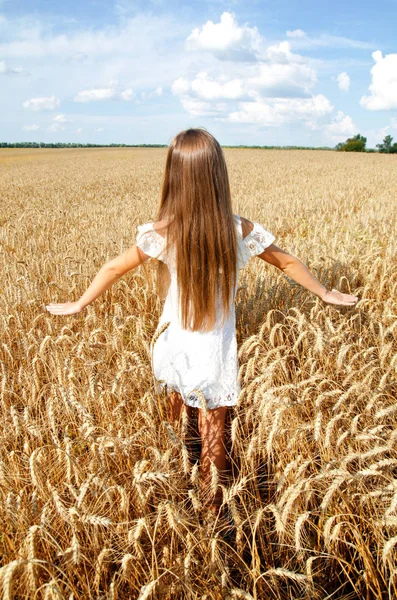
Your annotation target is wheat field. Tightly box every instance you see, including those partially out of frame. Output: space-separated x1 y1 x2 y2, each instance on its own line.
1 147 396 599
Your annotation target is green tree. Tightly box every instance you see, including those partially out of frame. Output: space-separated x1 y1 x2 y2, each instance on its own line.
335 134 367 152
376 134 397 153
376 134 394 153
343 134 367 152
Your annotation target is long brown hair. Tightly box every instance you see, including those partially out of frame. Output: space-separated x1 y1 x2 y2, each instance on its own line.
155 128 237 332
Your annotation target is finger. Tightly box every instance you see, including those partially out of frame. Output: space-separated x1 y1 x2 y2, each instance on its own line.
336 297 357 303
331 289 358 300
339 292 358 299
46 303 69 308
327 299 356 306
46 305 72 311
46 305 67 311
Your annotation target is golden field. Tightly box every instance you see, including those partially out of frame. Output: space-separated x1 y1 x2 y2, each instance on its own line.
0 147 396 599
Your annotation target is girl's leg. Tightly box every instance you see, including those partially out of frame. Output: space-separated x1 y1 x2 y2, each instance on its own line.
197 406 228 514
168 390 192 424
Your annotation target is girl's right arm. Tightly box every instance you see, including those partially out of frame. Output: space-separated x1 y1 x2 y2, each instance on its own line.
46 244 150 315
257 243 358 306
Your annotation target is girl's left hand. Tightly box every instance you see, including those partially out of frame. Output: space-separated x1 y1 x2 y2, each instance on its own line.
321 289 358 306
46 301 83 315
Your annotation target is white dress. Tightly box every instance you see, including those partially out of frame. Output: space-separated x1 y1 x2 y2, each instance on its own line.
135 214 275 409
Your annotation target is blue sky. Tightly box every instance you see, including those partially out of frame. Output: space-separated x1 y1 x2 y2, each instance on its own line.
1 0 396 147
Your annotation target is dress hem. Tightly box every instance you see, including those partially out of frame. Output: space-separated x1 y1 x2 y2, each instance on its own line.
154 381 239 410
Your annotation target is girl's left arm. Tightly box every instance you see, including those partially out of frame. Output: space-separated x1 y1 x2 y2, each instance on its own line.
46 245 149 315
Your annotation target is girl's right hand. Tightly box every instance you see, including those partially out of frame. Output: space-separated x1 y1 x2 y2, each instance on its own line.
46 301 84 315
321 289 358 306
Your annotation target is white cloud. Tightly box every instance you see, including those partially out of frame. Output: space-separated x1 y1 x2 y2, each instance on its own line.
190 71 243 100
47 122 66 132
23 124 39 131
0 58 26 75
337 72 350 91
323 110 356 141
120 88 135 101
172 38 317 110
244 45 317 95
53 113 70 123
74 88 116 102
360 50 397 110
250 62 316 94
96 127 104 132
142 86 164 99
0 13 186 60
286 29 306 38
264 41 299 63
75 128 83 134
75 87 142 102
23 95 60 111
286 33 374 50
172 47 318 127
172 77 190 95
173 16 328 127
179 96 228 117
391 117 397 129
224 95 333 125
186 11 262 58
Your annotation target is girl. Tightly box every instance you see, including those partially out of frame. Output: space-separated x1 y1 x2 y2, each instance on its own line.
46 128 358 515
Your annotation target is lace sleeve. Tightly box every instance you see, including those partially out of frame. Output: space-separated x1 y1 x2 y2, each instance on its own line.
135 223 165 259
238 221 275 268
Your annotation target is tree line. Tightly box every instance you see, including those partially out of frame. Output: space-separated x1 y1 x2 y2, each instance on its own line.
0 142 333 150
335 134 397 153
1 136 396 152
0 142 168 148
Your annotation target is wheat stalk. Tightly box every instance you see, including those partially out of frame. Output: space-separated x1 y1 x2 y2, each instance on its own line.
2 146 396 598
